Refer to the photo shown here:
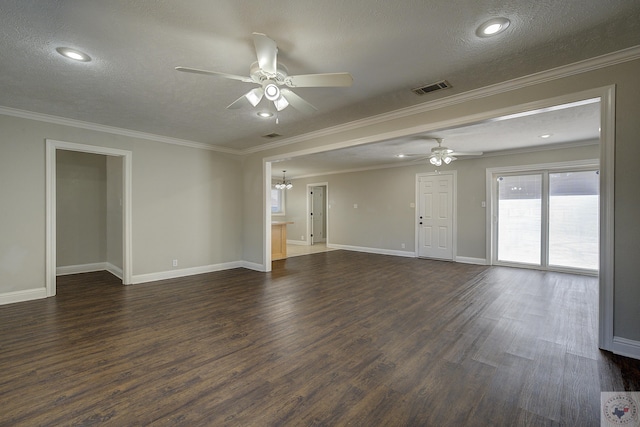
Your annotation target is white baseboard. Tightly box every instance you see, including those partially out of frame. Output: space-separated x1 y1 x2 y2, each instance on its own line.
455 256 488 265
131 261 246 284
57 262 108 276
286 239 308 246
612 336 640 360
240 261 267 272
106 263 123 280
327 243 416 258
56 262 123 280
0 288 48 305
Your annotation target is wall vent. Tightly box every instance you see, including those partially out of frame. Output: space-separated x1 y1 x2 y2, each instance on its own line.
411 80 452 96
262 133 282 138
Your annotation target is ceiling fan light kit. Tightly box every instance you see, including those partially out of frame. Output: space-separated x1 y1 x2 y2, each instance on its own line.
401 137 483 166
429 154 454 166
176 33 353 114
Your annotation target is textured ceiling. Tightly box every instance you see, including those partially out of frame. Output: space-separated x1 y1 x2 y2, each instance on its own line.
1 0 639 155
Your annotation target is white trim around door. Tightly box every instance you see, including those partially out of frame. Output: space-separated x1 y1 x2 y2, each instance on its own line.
46 139 133 296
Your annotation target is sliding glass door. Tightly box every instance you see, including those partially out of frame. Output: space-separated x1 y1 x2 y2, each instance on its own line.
497 174 542 265
495 168 599 273
548 170 599 270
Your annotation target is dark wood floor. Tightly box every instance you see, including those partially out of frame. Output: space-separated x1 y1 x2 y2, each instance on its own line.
1 251 639 426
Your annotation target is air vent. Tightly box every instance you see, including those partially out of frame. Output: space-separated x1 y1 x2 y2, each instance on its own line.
262 133 282 139
411 80 452 96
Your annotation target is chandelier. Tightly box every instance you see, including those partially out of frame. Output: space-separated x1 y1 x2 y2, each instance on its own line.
275 170 293 190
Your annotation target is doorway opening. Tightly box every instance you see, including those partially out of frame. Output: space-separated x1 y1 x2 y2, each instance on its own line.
263 85 615 353
46 140 133 296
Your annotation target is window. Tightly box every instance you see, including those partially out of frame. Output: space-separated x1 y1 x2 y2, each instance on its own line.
271 188 285 215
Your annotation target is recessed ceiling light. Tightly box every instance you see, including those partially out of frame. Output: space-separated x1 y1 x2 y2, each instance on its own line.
56 47 91 62
476 18 511 38
257 111 273 118
396 154 406 158
539 134 552 139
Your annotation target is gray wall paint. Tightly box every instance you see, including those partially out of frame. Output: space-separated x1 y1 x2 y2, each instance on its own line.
282 144 599 257
56 150 107 267
0 114 243 292
245 58 640 341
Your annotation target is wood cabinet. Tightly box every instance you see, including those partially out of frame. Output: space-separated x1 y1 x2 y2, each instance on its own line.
271 221 293 261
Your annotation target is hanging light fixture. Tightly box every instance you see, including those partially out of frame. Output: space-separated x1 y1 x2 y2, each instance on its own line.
429 152 454 166
275 170 293 190
428 138 456 166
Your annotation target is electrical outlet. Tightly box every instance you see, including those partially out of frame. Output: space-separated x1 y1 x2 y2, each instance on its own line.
401 243 406 249
172 259 178 267
353 203 358 209
301 235 305 240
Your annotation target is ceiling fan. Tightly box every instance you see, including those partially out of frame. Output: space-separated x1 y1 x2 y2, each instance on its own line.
403 137 483 166
175 32 353 114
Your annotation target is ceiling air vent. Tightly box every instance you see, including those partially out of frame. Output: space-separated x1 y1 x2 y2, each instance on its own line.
262 133 282 139
411 80 452 96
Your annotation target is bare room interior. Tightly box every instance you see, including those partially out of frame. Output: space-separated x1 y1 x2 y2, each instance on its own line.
1 1 640 425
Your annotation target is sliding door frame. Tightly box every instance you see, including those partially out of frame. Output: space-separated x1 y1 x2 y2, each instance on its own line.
488 162 600 275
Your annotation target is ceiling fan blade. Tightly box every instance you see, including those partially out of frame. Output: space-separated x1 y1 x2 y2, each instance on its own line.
450 151 483 156
226 87 264 109
286 72 353 88
253 32 278 75
398 153 430 158
399 155 431 162
280 88 317 114
175 66 253 83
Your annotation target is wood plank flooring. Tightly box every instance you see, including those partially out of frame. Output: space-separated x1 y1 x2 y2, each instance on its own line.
1 251 639 426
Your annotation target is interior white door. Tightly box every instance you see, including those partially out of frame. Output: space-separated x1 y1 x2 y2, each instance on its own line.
310 186 326 244
418 174 454 260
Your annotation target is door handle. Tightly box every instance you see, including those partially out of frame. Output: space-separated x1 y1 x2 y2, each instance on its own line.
419 222 423 225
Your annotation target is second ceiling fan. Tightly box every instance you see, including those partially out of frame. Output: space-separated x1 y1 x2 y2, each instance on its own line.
176 33 353 114
403 137 483 166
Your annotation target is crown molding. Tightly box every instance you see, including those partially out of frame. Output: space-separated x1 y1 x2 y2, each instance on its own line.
0 106 242 155
243 44 640 155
